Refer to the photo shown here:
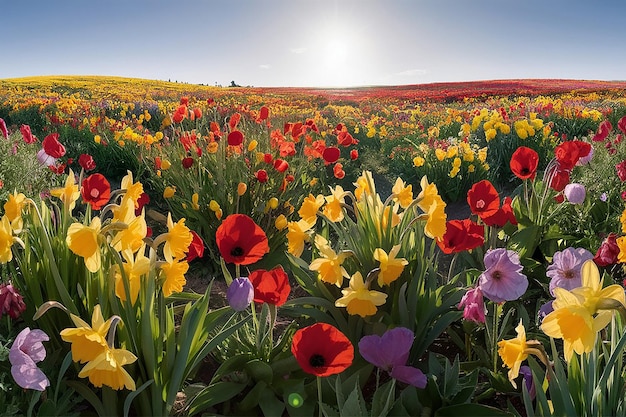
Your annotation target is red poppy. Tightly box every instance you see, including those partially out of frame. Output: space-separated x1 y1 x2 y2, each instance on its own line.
291 322 354 377
172 105 187 123
350 149 358 160
322 147 341 164
227 131 244 146
593 233 619 267
618 116 626 135
210 122 222 140
42 133 66 158
256 169 268 183
186 231 205 262
482 196 517 227
263 153 273 164
81 173 111 210
258 106 269 121
616 160 626 182
78 153 96 171
193 107 202 119
290 122 304 140
180 97 189 106
554 140 591 171
248 266 291 306
215 214 269 265
436 219 485 254
229 113 241 131
134 192 150 216
274 159 289 173
337 131 356 146
509 146 539 180
182 157 194 169
593 120 612 142
467 180 500 219
20 125 36 144
333 162 345 179
549 166 570 192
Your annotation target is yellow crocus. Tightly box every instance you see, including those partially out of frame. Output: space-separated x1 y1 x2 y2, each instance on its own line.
160 258 189 297
66 217 102 273
309 235 349 287
50 169 80 213
335 272 388 317
374 245 408 286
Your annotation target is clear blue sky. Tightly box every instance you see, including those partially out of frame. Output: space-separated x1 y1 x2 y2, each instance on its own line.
2 0 625 88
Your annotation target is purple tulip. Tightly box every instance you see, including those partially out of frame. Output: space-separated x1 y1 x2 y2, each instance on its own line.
227 277 254 311
478 248 528 303
358 327 427 388
9 327 50 391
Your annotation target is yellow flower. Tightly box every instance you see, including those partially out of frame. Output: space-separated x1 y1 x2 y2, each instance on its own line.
209 200 220 212
286 219 314 257
0 215 18 263
569 260 626 313
160 258 189 297
391 178 413 208
191 193 200 210
617 236 626 263
4 191 26 232
237 182 247 196
50 169 80 212
247 139 258 152
298 194 324 224
60 305 110 363
120 171 144 208
497 320 529 388
435 148 446 161
413 156 425 167
322 186 347 223
268 197 279 210
110 199 148 253
309 235 349 287
620 208 626 234
163 186 176 199
275 214 288 230
114 246 151 304
335 272 387 317
354 171 375 201
161 159 172 169
94 135 101 144
423 197 447 240
78 347 137 391
66 217 102 273
374 245 408 286
207 142 219 154
160 214 192 262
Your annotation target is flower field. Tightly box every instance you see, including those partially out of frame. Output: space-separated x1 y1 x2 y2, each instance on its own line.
2 75 626 416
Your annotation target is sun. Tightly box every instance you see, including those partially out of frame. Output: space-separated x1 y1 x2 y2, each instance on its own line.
324 39 349 65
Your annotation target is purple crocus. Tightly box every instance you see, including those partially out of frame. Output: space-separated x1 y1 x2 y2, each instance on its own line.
478 248 528 303
358 327 427 388
226 277 254 311
547 247 594 296
9 327 50 391
519 365 536 400
458 287 486 324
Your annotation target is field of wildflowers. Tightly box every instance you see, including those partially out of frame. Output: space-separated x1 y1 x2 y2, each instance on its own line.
2 75 626 416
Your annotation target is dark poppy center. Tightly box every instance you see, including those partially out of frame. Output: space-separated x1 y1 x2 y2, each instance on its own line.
309 354 325 368
231 246 244 257
521 168 530 174
564 270 574 279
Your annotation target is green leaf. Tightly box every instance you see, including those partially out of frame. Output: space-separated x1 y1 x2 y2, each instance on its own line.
434 403 515 416
341 380 368 417
507 225 541 259
371 379 396 417
186 381 247 415
123 379 154 417
245 359 273 384
258 386 285 417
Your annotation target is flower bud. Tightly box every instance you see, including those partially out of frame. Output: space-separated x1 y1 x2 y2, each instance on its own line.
227 277 254 311
564 183 586 204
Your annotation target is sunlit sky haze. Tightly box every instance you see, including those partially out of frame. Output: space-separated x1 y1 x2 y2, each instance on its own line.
2 0 626 88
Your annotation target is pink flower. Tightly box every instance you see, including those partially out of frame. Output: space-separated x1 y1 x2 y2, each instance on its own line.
478 248 528 303
36 148 57 167
618 116 626 135
616 160 626 182
0 282 26 319
20 125 37 144
458 287 486 323
9 327 50 391
0 118 7 138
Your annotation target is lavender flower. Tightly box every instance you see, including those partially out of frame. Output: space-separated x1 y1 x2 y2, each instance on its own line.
227 277 254 311
458 287 486 323
564 183 586 204
478 248 528 303
9 327 50 391
519 365 536 400
600 192 608 202
547 247 593 296
358 327 427 388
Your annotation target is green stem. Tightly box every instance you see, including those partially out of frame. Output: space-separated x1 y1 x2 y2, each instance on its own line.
492 303 499 373
317 376 323 417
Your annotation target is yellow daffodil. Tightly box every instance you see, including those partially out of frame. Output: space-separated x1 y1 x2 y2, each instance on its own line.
0 215 18 263
4 191 26 232
60 305 110 363
120 170 144 208
160 213 192 262
416 176 439 212
50 169 80 213
322 186 347 223
286 219 314 257
354 171 376 201
497 321 529 388
335 271 387 317
110 199 148 253
423 196 447 240
569 260 626 313
391 178 413 208
381 204 401 230
163 186 176 199
114 246 151 304
78 346 137 391
298 194 324 224
160 258 189 297
66 217 102 273
309 235 349 287
374 245 408 286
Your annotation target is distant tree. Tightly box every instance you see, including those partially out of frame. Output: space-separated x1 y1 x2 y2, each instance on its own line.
229 80 241 87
